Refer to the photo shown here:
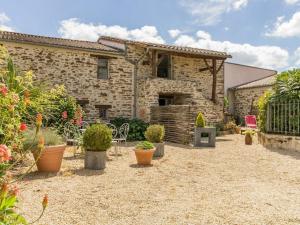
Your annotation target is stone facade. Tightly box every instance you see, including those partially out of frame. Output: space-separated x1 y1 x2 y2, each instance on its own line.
126 44 225 123
1 40 225 123
1 41 134 121
231 86 271 120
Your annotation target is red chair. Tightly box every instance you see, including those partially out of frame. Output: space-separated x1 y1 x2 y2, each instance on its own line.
245 115 257 129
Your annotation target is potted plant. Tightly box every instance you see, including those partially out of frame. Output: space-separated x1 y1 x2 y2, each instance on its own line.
134 141 155 165
145 124 165 158
244 130 255 145
83 123 112 170
234 125 241 134
194 112 216 147
23 128 66 172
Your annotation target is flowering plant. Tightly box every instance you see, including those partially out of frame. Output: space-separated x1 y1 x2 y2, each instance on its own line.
0 46 48 224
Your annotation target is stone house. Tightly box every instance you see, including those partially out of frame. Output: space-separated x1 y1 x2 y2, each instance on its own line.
0 31 231 124
228 75 276 122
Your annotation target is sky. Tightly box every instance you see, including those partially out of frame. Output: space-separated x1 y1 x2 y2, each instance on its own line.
1 0 300 71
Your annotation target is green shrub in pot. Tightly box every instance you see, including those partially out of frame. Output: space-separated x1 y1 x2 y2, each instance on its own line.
134 141 155 165
83 124 112 170
145 125 165 158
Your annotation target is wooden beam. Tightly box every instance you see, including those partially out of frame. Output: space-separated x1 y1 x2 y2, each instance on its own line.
204 59 213 74
152 50 157 77
212 59 217 103
216 60 225 74
199 66 212 72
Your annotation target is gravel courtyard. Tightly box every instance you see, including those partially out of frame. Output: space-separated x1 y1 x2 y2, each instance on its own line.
18 135 300 225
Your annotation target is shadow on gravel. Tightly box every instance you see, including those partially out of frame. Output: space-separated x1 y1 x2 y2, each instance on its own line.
129 164 153 168
266 147 300 160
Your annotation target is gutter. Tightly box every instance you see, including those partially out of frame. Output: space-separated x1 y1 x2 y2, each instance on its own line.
124 44 149 118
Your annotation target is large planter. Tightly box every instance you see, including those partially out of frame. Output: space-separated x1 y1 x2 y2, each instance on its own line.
194 127 216 147
245 134 253 145
33 145 66 172
134 149 155 165
153 142 165 158
84 150 107 170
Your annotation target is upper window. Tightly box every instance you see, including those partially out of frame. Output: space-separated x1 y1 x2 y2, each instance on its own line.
97 58 109 79
157 54 171 79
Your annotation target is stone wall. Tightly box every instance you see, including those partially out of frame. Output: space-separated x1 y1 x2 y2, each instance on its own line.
1 41 134 122
128 45 225 123
1 41 225 124
258 132 300 153
232 86 271 121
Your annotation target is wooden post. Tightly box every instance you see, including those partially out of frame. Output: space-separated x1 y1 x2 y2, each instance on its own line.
152 50 157 77
212 59 217 103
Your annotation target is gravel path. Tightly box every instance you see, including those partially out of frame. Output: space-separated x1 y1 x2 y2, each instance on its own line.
18 135 300 225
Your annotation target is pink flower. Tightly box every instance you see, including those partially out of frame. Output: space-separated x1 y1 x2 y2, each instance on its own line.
62 111 68 119
0 85 8 96
42 194 48 209
19 123 27 132
0 145 11 163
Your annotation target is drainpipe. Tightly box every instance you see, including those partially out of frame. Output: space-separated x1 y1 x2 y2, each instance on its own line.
124 44 149 118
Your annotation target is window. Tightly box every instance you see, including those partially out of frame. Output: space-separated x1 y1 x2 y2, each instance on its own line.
157 54 171 79
97 58 109 79
95 105 111 120
158 95 174 106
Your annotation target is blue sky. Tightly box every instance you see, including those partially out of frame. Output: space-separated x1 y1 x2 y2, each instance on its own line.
1 0 300 71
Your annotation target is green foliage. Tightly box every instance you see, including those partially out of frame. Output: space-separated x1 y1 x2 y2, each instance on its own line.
135 141 154 150
273 69 300 101
110 117 148 141
257 90 272 132
23 128 64 152
145 125 165 143
224 97 229 109
83 124 112 151
244 129 256 136
224 121 237 131
195 112 205 128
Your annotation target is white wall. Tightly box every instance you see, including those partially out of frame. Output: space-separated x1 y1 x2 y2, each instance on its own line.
224 62 276 94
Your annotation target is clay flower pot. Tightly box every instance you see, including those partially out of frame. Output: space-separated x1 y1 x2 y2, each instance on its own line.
245 134 253 145
33 145 66 172
134 149 155 165
234 127 241 134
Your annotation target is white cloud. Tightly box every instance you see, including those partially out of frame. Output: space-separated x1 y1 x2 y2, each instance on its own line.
180 0 248 25
294 47 300 65
266 12 300 37
0 12 14 31
196 30 211 40
58 18 165 43
174 31 289 69
285 0 300 4
168 29 181 38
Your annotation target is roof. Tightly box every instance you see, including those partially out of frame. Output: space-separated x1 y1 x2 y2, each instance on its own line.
0 31 120 53
225 62 277 73
98 36 231 59
234 75 276 90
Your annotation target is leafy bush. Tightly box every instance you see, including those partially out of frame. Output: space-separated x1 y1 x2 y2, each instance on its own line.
145 125 165 143
135 141 154 150
224 121 237 131
257 90 272 132
83 124 112 151
195 112 205 128
110 117 148 141
23 128 65 152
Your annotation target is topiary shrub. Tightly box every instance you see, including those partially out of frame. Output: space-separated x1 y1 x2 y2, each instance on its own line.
83 124 112 151
195 112 206 128
145 124 165 143
135 141 154 150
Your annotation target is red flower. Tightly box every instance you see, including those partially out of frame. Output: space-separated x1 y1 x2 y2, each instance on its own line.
0 85 8 96
10 185 19 197
0 145 11 163
62 111 68 119
42 194 48 209
19 123 27 131
1 183 8 194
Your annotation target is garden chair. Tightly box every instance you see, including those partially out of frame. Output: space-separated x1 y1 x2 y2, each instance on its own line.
63 122 82 156
105 123 119 157
115 123 130 145
245 115 257 129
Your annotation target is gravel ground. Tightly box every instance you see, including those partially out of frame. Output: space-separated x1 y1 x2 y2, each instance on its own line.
17 135 300 225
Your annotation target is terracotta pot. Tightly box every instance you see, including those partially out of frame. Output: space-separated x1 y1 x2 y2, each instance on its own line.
134 149 155 165
235 127 241 134
33 145 66 172
245 134 253 145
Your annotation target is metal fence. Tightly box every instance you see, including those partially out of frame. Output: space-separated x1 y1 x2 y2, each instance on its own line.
266 100 300 135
